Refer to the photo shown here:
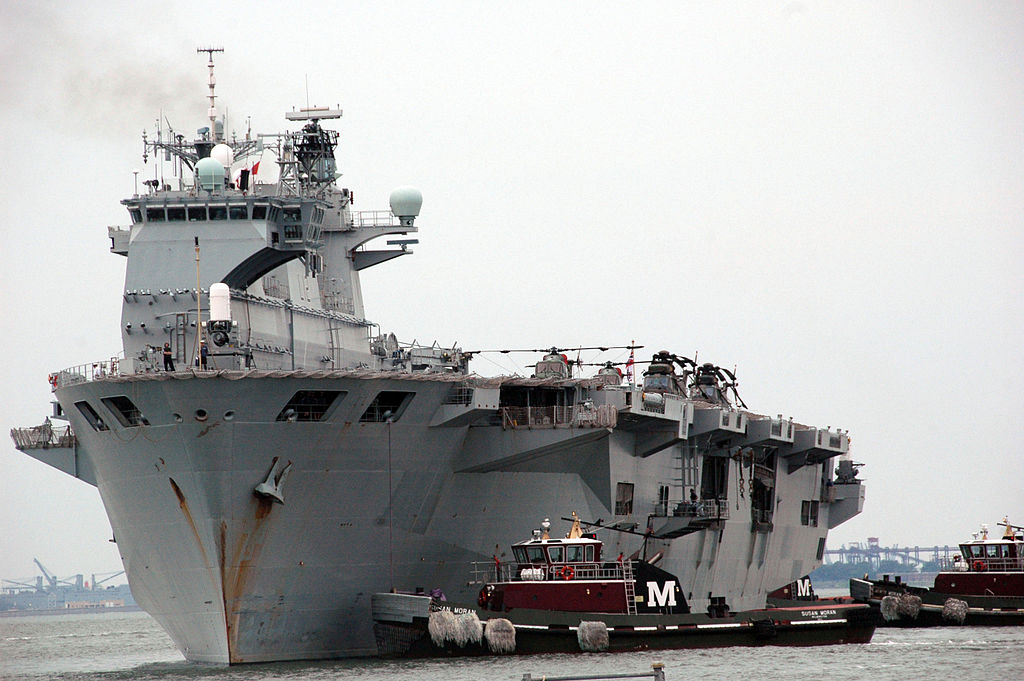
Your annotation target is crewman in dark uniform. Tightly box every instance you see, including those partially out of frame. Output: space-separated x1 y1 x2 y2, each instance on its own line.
163 342 175 371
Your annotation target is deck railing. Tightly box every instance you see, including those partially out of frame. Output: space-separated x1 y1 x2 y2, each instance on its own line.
501 404 617 430
939 556 1024 572
10 422 76 450
469 560 629 585
51 356 123 390
657 499 730 521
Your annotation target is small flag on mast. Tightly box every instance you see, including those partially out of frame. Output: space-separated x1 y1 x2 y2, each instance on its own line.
625 342 635 384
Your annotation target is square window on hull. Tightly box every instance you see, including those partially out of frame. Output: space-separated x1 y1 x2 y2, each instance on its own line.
276 390 346 422
101 396 150 427
75 401 108 431
359 391 415 423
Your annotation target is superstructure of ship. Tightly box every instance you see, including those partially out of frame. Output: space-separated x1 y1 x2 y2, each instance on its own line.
10 51 866 663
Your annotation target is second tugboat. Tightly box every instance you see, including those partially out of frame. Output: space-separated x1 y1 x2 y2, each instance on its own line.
373 516 876 656
850 518 1024 627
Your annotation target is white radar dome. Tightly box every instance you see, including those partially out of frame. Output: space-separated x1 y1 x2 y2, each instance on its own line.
210 143 235 167
196 157 225 192
209 283 231 322
389 186 423 225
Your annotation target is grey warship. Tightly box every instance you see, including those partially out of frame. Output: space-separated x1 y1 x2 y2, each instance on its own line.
11 51 865 663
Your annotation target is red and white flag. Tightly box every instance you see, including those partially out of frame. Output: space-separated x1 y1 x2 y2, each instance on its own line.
625 343 635 384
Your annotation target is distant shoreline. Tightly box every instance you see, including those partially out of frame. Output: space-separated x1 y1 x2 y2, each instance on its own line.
0 605 142 618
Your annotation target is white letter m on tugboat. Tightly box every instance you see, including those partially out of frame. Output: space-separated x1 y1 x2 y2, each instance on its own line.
646 581 677 607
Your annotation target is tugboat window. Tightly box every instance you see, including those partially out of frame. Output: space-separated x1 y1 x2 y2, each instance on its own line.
585 545 594 562
566 545 583 562
276 390 346 422
359 391 414 422
548 546 565 563
526 547 545 563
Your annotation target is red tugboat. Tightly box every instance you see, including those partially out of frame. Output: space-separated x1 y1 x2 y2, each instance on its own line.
372 515 876 656
850 518 1024 626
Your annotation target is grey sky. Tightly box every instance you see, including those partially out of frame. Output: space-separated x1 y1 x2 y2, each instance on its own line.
1 1 1021 582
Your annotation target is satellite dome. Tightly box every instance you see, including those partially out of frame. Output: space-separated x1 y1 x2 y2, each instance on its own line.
210 143 234 167
389 186 423 226
196 157 225 192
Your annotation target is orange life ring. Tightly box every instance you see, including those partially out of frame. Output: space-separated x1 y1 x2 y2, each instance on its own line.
557 565 575 581
973 560 986 572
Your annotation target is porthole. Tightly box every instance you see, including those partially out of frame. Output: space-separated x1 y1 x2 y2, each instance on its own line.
224 410 235 421
194 409 208 422
172 413 183 423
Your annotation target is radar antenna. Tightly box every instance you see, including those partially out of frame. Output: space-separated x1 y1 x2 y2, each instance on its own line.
197 47 224 141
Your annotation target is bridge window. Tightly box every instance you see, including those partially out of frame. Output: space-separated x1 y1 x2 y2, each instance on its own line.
615 482 634 515
229 205 248 220
129 208 142 223
282 207 302 223
209 205 227 220
276 390 346 422
359 391 414 423
187 206 207 222
252 204 268 220
146 207 165 222
101 396 150 427
75 401 108 432
167 207 186 221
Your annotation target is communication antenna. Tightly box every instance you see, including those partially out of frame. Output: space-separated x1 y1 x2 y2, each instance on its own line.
197 47 224 141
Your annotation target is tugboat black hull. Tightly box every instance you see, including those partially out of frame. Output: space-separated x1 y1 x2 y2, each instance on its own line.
850 577 1024 627
371 593 876 657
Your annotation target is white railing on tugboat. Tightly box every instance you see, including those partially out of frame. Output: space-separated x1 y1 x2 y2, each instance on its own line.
469 561 631 585
938 555 1024 572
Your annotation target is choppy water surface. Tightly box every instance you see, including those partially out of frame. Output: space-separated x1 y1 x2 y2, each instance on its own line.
1 611 1020 681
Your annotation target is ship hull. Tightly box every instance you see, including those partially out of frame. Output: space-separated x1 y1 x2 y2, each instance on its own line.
50 371 857 662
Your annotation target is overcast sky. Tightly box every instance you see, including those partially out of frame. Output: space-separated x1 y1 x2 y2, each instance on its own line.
1 1 1021 584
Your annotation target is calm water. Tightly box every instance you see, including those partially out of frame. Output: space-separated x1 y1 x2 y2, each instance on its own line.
1 611 1021 681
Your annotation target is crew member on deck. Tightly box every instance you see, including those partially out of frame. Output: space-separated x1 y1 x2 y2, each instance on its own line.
163 343 175 372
